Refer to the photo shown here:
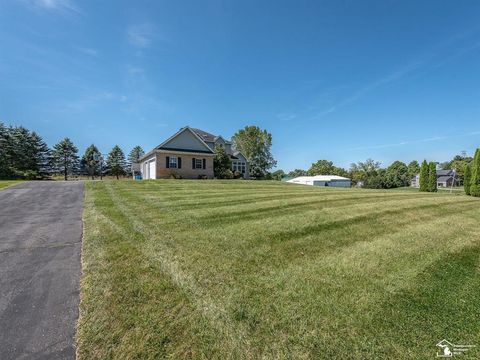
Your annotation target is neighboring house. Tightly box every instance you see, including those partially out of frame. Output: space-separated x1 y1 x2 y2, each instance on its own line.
410 169 459 188
287 175 351 187
137 126 250 179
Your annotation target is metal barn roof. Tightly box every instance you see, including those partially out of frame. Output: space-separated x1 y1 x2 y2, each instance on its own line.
287 175 350 183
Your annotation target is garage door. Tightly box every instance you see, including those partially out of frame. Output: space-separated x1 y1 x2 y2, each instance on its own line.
148 160 156 179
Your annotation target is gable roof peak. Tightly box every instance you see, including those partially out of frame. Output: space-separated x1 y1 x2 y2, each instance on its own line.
156 126 214 153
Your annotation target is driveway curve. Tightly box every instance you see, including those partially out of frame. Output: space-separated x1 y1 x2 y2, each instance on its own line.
0 181 84 360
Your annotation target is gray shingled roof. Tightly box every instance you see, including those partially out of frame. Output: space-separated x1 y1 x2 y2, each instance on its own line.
191 128 216 142
437 175 453 183
191 128 232 144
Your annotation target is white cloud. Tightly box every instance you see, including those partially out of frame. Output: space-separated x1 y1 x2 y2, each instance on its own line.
305 30 480 120
127 66 144 75
308 62 423 121
19 0 81 14
127 23 158 48
76 47 98 57
58 91 128 112
345 132 479 152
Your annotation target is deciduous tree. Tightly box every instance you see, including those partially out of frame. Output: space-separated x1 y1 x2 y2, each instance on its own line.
349 159 381 185
385 161 409 188
407 160 420 181
232 126 276 179
308 160 348 177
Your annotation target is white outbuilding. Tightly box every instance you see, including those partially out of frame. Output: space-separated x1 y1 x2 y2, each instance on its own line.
287 175 351 188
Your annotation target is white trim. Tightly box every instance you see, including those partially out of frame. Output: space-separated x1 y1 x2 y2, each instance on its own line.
234 150 248 161
155 149 215 156
232 161 247 174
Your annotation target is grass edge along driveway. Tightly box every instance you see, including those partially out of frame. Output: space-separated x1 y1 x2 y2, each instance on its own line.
77 180 480 359
0 180 23 190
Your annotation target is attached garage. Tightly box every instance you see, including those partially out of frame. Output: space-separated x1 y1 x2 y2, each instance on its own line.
142 157 156 179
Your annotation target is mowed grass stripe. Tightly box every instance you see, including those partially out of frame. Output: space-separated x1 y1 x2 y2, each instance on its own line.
79 182 242 359
78 180 480 359
102 181 255 358
220 203 480 358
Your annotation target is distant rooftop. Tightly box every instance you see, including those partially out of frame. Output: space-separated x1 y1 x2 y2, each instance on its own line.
436 169 454 176
287 175 350 182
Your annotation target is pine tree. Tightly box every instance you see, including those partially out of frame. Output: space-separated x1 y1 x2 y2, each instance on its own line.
10 126 34 175
470 148 480 197
82 144 101 180
428 162 437 192
464 163 471 196
52 138 79 180
0 125 52 179
0 122 11 178
419 160 429 192
30 132 52 178
106 145 126 180
127 146 145 174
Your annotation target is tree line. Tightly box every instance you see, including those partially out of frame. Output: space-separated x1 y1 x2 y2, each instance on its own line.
0 123 278 180
274 158 421 188
418 148 480 197
0 122 145 180
274 150 479 191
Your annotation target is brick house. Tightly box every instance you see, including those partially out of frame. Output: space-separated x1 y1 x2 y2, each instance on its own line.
138 126 250 179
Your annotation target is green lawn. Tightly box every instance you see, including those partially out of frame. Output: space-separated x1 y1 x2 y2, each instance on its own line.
77 180 480 359
0 180 23 189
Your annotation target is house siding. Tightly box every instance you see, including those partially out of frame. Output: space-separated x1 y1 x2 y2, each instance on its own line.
161 129 212 152
155 152 214 179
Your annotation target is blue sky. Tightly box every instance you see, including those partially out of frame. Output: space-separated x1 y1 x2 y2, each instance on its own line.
1 0 479 171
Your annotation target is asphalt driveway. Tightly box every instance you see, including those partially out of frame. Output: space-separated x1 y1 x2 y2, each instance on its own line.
0 181 84 360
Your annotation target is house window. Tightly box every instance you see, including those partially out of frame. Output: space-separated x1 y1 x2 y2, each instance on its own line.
169 156 177 168
233 161 246 174
195 158 203 169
